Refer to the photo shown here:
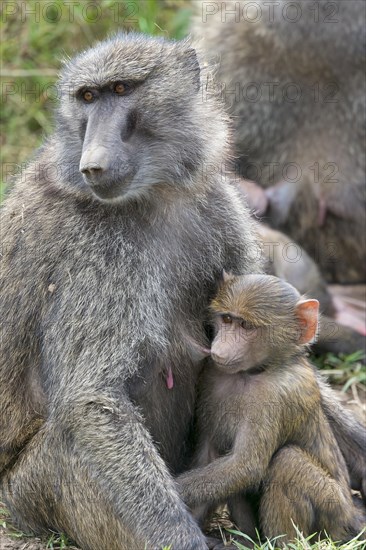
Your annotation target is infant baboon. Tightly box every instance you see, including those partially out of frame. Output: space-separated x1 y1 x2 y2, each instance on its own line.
178 273 366 545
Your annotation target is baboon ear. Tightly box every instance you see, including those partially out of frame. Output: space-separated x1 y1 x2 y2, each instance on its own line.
296 299 319 344
178 47 201 92
222 269 235 283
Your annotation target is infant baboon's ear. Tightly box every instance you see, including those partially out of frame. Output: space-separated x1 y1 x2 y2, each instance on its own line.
296 299 319 344
177 47 200 91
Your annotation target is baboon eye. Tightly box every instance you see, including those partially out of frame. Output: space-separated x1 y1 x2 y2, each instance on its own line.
114 82 126 95
82 90 94 103
222 315 232 324
241 320 255 330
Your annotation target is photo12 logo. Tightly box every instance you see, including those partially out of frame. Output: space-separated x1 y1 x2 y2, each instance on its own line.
200 1 340 24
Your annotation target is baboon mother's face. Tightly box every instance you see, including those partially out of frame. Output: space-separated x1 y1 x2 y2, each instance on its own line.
57 34 209 204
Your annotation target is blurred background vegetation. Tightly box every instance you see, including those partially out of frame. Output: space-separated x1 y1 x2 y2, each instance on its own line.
0 0 191 198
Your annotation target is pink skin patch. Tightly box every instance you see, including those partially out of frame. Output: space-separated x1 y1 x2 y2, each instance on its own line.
333 296 366 335
317 197 327 227
166 366 174 389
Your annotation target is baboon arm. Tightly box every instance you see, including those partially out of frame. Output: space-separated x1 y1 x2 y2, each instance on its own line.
177 424 279 508
193 439 217 468
177 454 267 509
2 394 207 550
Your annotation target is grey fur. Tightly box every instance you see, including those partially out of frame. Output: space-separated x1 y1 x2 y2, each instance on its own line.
0 33 260 550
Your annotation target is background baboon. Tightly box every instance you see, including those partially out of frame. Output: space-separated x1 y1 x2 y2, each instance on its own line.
195 0 366 284
234 178 365 353
178 274 366 545
254 222 366 354
0 32 365 550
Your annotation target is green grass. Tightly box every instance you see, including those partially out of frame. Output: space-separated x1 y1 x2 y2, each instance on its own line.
46 533 73 550
312 350 365 388
311 350 366 411
227 527 366 549
206 513 366 549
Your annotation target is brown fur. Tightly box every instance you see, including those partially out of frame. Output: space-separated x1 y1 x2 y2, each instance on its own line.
177 275 366 545
1 31 365 550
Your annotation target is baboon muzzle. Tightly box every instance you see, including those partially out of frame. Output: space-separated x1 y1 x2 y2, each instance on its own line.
79 110 136 201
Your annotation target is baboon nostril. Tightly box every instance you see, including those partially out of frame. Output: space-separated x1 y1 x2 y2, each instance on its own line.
80 146 109 176
80 163 103 176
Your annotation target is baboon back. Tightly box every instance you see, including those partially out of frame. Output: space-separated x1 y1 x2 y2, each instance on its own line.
195 0 366 282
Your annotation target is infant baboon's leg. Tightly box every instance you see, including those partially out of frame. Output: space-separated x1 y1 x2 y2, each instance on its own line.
260 445 364 546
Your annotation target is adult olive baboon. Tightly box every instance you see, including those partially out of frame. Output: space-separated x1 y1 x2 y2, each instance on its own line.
195 0 366 283
0 33 365 550
0 33 259 550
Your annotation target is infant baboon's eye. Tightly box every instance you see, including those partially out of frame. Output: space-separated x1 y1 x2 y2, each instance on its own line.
241 320 255 330
114 82 126 95
222 314 232 324
82 90 94 103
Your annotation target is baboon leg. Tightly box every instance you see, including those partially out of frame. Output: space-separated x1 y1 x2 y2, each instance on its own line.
1 397 207 550
260 445 363 546
228 493 257 540
1 430 141 550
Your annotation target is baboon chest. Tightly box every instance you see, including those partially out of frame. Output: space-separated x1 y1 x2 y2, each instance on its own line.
41 205 224 469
